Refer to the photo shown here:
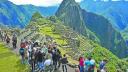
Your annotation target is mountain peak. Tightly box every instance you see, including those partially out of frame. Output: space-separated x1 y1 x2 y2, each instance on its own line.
56 0 86 35
31 12 43 21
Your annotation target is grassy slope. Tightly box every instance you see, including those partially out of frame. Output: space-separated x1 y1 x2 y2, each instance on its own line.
39 24 78 64
0 43 29 72
27 13 128 72
87 42 128 72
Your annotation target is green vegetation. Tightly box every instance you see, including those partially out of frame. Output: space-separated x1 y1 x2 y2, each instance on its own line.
121 28 128 40
26 12 128 72
0 43 29 72
85 42 128 72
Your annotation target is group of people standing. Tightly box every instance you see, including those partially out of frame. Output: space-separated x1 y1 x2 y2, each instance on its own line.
19 38 69 72
77 57 107 72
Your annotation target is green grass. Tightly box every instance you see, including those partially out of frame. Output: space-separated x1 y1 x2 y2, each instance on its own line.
39 26 67 45
0 43 29 72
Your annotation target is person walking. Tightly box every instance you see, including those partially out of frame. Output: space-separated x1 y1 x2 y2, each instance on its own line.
19 47 25 64
57 51 62 68
79 57 84 72
52 48 58 70
12 34 17 49
61 54 68 72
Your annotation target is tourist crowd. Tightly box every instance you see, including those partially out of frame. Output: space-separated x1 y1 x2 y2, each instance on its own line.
0 29 107 72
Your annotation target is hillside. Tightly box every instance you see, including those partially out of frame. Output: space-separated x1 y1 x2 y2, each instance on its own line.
55 0 128 58
0 1 57 28
24 12 128 72
80 0 128 31
0 43 29 72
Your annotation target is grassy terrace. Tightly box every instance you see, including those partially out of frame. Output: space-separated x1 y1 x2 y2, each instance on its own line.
39 25 79 65
0 43 29 72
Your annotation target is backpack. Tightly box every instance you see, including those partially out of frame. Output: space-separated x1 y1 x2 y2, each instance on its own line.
100 62 105 69
20 42 26 48
6 37 10 43
12 36 17 42
61 57 68 64
19 48 24 55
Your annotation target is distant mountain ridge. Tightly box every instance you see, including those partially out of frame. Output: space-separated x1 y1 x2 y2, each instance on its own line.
0 1 58 28
56 0 128 58
80 0 128 31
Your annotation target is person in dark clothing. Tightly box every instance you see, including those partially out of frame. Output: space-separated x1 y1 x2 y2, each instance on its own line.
31 49 38 72
33 42 38 47
52 49 58 70
36 51 43 69
30 49 35 72
12 34 17 49
0 30 2 40
61 54 68 72
13 40 17 49
6 35 10 44
57 51 62 68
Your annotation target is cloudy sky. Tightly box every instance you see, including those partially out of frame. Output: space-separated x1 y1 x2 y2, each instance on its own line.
8 0 83 7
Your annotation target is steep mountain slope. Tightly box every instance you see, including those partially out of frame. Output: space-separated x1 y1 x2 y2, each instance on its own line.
55 0 128 58
82 10 128 58
80 0 128 43
0 1 58 28
27 12 128 72
80 0 128 31
56 0 87 35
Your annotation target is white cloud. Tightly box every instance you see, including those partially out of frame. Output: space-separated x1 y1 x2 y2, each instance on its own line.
75 0 83 2
111 0 121 1
8 0 83 7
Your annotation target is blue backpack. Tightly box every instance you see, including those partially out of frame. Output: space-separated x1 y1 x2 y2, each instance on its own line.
19 48 24 55
100 62 105 69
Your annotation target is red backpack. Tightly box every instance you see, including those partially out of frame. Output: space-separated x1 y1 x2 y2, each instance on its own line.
20 42 26 48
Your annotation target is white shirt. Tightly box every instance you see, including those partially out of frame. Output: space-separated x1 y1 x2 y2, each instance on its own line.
101 69 106 72
28 45 32 52
44 59 53 66
90 59 95 65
